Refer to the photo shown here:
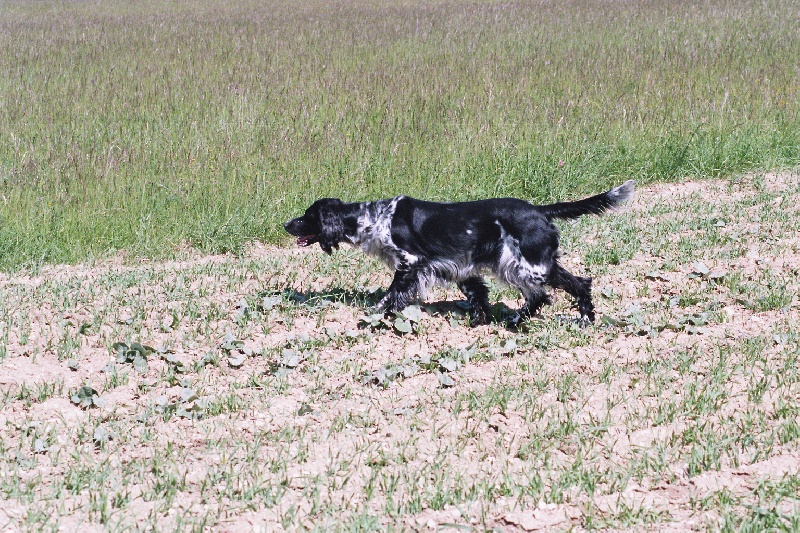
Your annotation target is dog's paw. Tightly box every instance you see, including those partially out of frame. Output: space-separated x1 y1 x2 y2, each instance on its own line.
366 307 395 319
503 312 525 330
467 310 489 327
460 304 490 326
363 303 388 317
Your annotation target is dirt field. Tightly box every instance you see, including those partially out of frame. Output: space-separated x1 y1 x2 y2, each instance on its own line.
1 174 799 531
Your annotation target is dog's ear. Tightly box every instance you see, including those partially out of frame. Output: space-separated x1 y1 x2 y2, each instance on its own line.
318 199 344 255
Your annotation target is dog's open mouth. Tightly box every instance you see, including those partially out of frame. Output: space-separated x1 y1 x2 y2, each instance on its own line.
296 234 318 247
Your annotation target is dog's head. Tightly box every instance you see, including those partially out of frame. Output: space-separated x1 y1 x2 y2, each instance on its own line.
284 198 347 255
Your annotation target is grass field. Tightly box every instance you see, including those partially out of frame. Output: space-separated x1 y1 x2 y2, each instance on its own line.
1 0 799 270
1 173 799 530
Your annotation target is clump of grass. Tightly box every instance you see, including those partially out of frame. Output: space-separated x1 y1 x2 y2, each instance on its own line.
1 0 800 269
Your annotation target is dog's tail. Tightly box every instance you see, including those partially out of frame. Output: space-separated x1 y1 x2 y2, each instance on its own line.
538 180 634 221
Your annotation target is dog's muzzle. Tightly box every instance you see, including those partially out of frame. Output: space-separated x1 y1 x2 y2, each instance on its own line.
283 219 319 247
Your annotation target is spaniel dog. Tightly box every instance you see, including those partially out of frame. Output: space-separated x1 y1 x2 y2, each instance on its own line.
284 181 633 325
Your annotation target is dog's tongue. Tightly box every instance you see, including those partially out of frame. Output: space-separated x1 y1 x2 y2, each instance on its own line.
297 235 316 247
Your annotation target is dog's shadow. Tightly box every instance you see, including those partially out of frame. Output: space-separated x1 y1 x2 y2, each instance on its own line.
261 287 382 309
262 287 522 327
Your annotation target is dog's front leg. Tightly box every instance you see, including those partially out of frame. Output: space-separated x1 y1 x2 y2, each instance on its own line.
376 269 420 314
549 263 595 324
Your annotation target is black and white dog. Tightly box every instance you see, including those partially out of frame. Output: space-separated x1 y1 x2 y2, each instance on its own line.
284 181 633 325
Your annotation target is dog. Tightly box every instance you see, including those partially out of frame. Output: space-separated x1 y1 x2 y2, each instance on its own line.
284 180 633 325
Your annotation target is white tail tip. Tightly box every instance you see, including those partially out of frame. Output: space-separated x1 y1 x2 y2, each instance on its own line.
609 180 634 204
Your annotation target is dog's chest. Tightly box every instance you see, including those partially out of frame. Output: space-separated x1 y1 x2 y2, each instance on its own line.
354 197 417 269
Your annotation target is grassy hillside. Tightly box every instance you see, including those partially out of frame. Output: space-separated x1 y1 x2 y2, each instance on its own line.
1 0 799 269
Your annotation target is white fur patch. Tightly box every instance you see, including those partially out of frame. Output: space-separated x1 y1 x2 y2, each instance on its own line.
418 257 477 294
608 180 634 203
352 197 418 270
495 221 549 289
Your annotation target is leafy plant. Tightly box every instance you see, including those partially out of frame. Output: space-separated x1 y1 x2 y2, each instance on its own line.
194 351 220 372
359 305 424 335
362 360 419 388
266 349 305 378
159 350 190 374
70 385 105 409
362 344 475 389
112 342 155 374
601 307 712 336
220 333 259 369
93 425 112 447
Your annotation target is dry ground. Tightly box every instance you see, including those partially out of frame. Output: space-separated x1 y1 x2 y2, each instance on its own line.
1 174 799 531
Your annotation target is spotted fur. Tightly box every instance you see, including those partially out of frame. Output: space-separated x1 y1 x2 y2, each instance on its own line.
284 180 633 325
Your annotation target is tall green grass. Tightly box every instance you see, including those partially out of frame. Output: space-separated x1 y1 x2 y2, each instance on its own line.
1 0 798 270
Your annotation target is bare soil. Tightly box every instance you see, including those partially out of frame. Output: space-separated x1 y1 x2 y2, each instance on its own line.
1 173 799 531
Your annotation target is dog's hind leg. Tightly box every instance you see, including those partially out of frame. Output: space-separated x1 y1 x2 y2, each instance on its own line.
377 269 421 314
520 286 552 318
457 276 492 325
549 263 595 324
